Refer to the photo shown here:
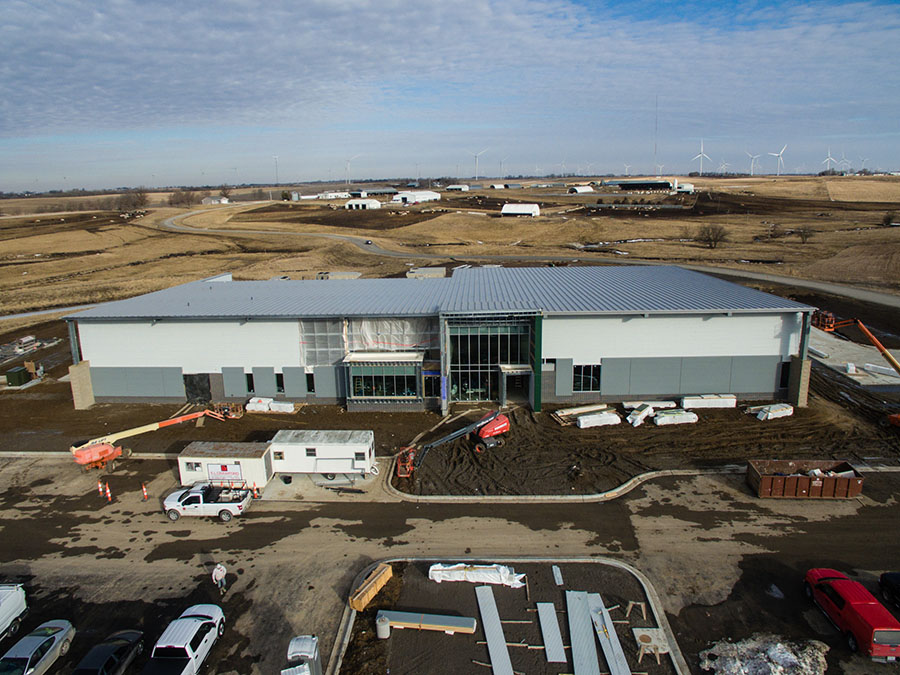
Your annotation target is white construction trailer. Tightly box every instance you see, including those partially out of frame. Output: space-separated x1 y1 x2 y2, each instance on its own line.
177 441 274 487
268 429 377 478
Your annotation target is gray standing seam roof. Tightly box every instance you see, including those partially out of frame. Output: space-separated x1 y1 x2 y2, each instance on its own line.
71 266 813 321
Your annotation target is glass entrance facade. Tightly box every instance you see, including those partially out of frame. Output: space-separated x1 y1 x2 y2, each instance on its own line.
448 323 531 401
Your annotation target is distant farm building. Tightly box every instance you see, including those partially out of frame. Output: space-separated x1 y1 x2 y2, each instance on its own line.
568 186 594 194
201 197 230 205
406 266 447 279
349 190 368 198
504 183 524 189
365 187 399 196
315 271 362 280
446 184 470 191
611 179 674 191
674 182 695 194
391 191 441 205
489 184 506 190
317 191 351 200
345 199 381 210
501 203 540 217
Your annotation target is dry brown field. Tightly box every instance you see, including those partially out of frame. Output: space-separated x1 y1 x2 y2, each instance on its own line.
1 176 898 326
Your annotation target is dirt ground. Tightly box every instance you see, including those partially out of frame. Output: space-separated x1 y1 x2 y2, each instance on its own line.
340 561 670 675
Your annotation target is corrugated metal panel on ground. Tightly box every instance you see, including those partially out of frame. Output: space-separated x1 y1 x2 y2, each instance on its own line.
475 585 514 675
537 602 567 663
587 593 631 675
566 591 601 675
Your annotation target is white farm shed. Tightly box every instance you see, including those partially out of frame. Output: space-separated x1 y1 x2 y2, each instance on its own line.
445 184 470 191
501 203 540 217
178 441 273 487
268 429 376 477
345 198 381 210
489 184 506 190
391 191 441 205
567 185 594 194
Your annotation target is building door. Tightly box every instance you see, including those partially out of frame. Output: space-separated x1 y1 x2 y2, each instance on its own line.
183 374 211 403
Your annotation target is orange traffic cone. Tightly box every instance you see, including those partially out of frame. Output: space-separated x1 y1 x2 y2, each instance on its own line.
141 483 148 501
97 479 104 497
252 483 260 499
105 482 112 503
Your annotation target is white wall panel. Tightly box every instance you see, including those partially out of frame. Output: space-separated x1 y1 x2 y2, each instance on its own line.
542 313 801 361
79 320 302 374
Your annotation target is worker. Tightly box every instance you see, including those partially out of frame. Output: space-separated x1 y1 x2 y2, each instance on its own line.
212 563 227 595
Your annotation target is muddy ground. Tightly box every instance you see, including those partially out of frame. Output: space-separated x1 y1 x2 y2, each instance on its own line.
229 203 440 230
340 561 669 675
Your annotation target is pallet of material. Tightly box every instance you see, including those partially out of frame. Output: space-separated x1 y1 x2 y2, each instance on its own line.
376 609 477 634
681 394 737 409
626 403 654 427
747 459 863 499
576 411 621 428
622 400 676 410
552 403 610 426
349 562 392 612
653 409 698 426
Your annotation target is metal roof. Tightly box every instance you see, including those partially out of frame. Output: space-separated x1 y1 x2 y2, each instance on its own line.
180 441 270 459
269 429 374 446
71 266 812 322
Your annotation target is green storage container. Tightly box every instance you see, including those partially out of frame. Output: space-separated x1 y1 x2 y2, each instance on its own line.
6 366 30 387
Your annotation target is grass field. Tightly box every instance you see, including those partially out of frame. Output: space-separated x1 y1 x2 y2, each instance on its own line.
1 176 898 326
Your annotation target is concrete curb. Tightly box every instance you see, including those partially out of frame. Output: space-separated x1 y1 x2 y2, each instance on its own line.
326 555 690 675
382 459 748 503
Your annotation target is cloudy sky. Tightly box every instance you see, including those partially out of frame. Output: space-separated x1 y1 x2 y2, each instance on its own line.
2 0 898 191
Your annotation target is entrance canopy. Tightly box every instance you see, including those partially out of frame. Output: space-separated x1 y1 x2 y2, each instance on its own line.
343 352 425 364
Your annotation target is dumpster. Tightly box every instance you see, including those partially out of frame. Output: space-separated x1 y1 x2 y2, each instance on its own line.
747 459 863 499
5 366 30 387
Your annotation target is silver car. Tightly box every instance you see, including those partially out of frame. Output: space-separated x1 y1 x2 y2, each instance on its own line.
0 620 75 675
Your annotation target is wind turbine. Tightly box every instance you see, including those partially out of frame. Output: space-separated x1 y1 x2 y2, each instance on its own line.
838 149 851 172
499 156 509 178
822 147 836 171
859 156 868 171
345 153 361 185
656 164 664 177
692 139 711 176
623 163 632 176
468 148 488 181
746 151 760 176
558 158 567 176
717 160 730 174
768 145 786 176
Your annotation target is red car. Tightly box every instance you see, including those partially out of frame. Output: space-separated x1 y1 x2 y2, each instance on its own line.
804 568 900 661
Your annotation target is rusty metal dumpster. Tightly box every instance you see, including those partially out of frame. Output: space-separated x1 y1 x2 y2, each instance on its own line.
747 459 863 499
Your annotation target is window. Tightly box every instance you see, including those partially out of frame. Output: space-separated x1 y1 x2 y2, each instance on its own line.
276 373 285 393
423 374 441 398
186 462 202 471
306 448 316 457
246 373 255 393
182 496 201 506
273 451 284 461
349 364 419 399
354 452 366 462
306 373 316 393
573 364 601 392
779 361 791 389
189 625 208 652
821 584 846 609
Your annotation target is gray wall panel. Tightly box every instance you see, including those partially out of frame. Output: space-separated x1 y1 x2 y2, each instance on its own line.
282 367 307 398
731 355 780 393
92 367 184 398
630 357 681 395
555 359 573 396
209 373 225 401
252 367 277 397
222 367 247 398
680 357 732 394
600 359 631 396
313 365 345 399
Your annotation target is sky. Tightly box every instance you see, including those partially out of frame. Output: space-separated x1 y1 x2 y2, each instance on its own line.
2 0 899 191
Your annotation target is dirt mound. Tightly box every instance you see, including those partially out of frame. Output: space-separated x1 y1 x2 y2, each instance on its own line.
232 203 439 230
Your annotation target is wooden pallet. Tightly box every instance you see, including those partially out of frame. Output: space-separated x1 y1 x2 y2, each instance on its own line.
349 562 393 612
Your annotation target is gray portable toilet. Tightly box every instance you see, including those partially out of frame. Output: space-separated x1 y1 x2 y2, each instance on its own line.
281 635 322 675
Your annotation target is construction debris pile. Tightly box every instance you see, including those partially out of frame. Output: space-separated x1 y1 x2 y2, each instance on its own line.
699 634 828 674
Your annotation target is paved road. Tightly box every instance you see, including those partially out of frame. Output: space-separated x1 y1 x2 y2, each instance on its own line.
162 206 900 310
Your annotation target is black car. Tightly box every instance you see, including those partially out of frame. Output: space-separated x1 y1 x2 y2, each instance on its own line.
72 630 143 675
880 572 900 609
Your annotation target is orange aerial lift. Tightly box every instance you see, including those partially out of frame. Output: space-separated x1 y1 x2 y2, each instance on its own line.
70 408 231 472
812 311 900 427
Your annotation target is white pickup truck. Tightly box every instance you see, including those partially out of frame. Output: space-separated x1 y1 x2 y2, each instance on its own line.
163 483 252 522
141 604 224 675
0 585 27 643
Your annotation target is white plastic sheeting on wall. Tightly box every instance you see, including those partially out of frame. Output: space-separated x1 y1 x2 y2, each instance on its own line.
349 318 439 352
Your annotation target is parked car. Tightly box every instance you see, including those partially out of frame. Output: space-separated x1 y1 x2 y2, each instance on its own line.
0 586 27 643
804 568 900 661
163 483 252 522
72 629 144 675
880 572 900 610
0 619 75 675
141 605 223 675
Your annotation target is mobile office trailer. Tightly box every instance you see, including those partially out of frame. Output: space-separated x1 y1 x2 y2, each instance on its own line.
178 441 274 487
268 430 376 478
